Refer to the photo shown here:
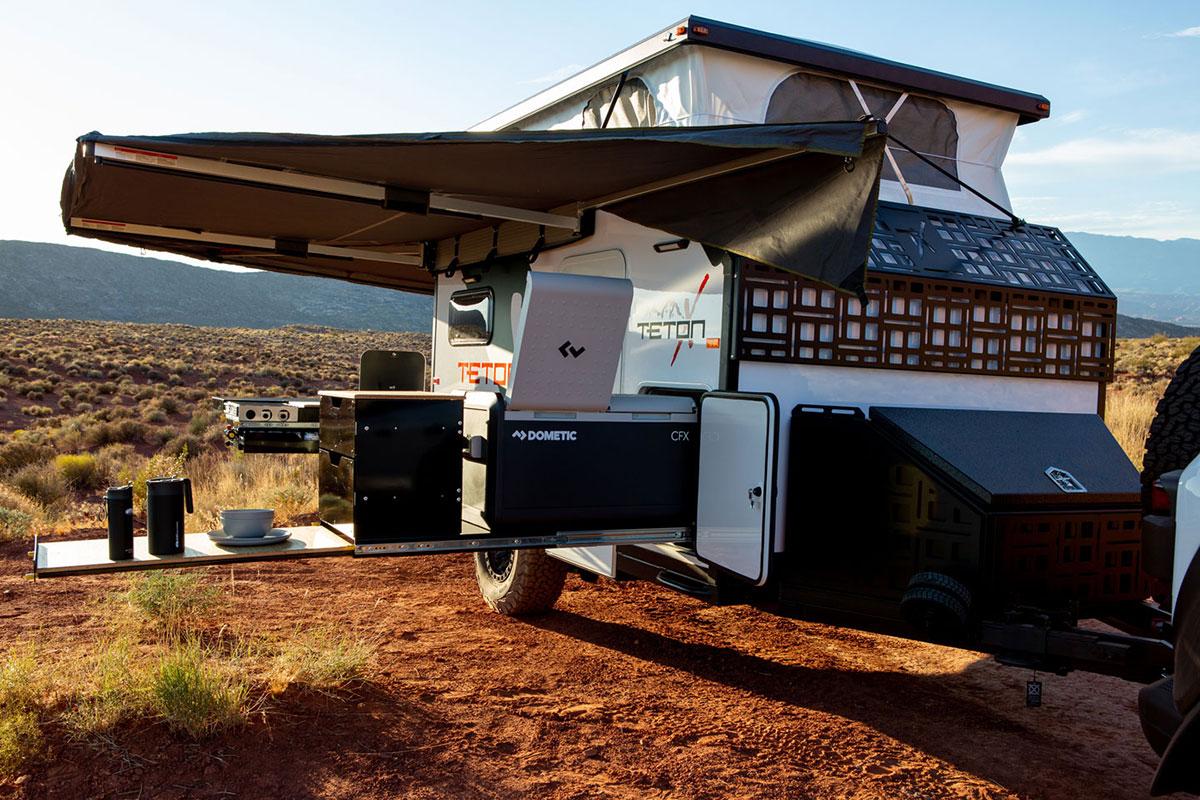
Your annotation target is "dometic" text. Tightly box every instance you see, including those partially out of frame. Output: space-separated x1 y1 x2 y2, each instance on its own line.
511 430 578 442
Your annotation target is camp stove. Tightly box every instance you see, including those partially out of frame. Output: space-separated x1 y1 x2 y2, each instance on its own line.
218 397 320 454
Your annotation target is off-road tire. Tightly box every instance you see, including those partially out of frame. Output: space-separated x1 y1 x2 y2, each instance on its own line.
906 571 973 610
473 548 568 616
900 586 969 639
1143 343 1200 493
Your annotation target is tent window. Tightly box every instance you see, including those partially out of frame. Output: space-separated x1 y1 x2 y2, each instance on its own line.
448 288 494 346
582 77 659 129
766 72 959 191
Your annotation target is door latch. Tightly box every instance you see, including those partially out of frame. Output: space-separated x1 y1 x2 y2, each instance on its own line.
748 485 763 509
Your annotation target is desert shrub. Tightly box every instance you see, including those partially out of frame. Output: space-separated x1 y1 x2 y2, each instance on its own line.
149 641 248 738
0 649 44 777
0 440 53 476
83 419 151 449
187 410 219 437
0 509 33 541
125 448 187 512
158 395 181 415
161 435 202 460
9 463 68 507
268 629 374 695
143 408 168 424
134 387 154 401
55 453 104 490
56 396 73 411
124 571 219 635
20 405 52 419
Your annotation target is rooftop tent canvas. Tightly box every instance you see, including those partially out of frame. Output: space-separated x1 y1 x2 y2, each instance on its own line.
485 34 1021 220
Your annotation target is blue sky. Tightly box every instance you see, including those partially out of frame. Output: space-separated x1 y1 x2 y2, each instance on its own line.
1 0 1197 253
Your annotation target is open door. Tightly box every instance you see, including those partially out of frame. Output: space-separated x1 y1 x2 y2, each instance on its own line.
695 392 779 587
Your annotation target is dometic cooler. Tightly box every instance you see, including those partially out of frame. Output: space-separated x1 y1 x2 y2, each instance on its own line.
463 391 698 535
783 405 1143 620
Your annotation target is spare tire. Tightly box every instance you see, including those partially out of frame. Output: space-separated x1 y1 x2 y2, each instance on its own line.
473 548 568 616
1143 343 1200 494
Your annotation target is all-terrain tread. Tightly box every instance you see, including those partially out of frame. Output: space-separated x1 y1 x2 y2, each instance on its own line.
1143 344 1200 491
474 548 568 616
900 586 969 633
906 571 973 609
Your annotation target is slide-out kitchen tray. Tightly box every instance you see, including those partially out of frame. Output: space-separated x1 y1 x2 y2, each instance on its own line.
32 526 353 578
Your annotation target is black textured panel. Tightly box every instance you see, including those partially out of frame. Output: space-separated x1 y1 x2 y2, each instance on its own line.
869 407 1139 508
869 203 1113 298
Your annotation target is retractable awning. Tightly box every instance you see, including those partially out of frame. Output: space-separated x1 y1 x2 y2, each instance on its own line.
60 122 886 294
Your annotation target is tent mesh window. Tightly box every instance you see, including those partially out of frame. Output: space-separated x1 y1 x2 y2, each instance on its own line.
582 77 660 128
765 72 959 190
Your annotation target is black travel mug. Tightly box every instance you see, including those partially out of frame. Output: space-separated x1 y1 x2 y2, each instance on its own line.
105 484 134 561
146 477 193 556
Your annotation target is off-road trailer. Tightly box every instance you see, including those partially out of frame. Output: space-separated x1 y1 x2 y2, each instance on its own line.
44 16 1198 793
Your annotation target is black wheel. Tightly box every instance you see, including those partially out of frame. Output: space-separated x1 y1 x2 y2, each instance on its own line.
907 571 972 610
900 586 969 639
473 548 568 616
1143 343 1200 493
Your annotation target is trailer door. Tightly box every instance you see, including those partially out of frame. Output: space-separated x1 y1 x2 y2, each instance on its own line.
695 392 779 586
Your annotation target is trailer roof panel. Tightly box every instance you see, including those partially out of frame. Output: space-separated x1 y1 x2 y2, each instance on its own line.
61 122 886 294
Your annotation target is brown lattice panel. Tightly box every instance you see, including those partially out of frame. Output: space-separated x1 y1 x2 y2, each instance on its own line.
739 266 1116 382
996 511 1146 603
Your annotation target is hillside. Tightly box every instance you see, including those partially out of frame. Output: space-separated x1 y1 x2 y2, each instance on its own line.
1069 232 1200 325
0 240 430 332
1116 313 1200 339
4 234 1199 335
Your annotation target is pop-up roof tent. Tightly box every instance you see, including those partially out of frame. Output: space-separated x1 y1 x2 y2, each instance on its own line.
61 122 886 295
476 16 1048 220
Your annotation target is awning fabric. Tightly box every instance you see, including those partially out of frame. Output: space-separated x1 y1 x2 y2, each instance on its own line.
60 122 886 294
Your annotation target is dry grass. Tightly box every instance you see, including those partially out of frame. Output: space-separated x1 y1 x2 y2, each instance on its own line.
187 452 315 533
1106 383 1165 472
267 628 376 696
148 639 250 738
0 648 47 777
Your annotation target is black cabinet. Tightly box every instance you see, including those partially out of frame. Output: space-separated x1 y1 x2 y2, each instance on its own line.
317 392 462 544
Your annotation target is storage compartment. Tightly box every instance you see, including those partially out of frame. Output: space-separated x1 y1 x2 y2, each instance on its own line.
317 391 463 544
783 405 1144 619
463 392 698 535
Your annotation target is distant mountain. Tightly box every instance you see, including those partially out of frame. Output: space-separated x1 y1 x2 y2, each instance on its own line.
4 234 1198 338
1117 314 1200 339
0 240 430 332
1068 232 1200 326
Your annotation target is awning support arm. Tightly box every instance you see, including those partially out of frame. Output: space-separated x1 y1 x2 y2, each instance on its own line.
89 142 582 232
68 217 424 266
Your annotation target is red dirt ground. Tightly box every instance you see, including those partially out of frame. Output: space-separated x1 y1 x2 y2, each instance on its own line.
0 535 1183 800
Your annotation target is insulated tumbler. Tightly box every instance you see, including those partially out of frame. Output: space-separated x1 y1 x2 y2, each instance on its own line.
105 484 134 561
146 477 193 556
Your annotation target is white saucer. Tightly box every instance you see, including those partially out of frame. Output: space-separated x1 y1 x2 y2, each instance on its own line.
207 528 292 547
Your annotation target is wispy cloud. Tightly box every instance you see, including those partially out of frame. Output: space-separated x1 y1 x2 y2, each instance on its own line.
1054 109 1087 125
1160 25 1200 38
518 63 584 86
1010 198 1199 240
1007 129 1200 170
